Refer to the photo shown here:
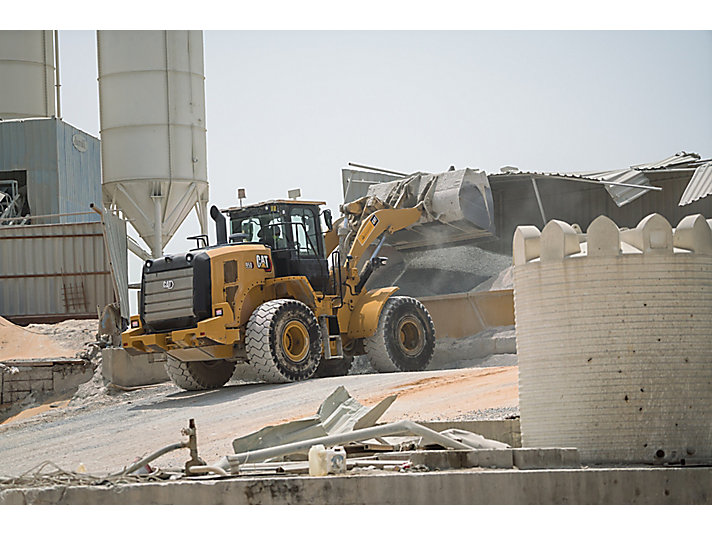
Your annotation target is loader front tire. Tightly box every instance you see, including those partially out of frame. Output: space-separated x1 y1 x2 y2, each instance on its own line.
165 357 236 391
245 299 322 383
364 296 436 373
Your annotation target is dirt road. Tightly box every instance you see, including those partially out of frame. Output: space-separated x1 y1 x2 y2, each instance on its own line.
0 366 518 477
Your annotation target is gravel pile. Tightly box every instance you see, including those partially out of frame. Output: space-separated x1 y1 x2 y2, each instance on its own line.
350 326 517 375
367 244 512 297
25 320 98 353
433 406 520 421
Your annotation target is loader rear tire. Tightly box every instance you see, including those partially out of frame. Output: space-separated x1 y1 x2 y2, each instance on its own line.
245 299 322 383
165 357 236 391
364 296 436 373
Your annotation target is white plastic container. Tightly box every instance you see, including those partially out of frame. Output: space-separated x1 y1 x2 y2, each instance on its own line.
308 444 328 476
326 446 347 474
309 444 347 475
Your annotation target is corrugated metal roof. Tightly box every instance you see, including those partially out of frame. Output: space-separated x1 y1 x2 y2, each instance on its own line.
488 168 651 207
584 168 650 207
679 163 712 206
489 152 706 208
633 151 700 170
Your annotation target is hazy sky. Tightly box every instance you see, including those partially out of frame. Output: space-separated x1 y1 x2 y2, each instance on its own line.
54 30 712 285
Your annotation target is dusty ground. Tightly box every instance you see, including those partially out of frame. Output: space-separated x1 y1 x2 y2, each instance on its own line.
0 366 518 477
0 317 519 478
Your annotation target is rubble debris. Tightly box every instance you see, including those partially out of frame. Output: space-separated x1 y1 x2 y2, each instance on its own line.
217 388 510 475
231 385 397 456
24 320 98 354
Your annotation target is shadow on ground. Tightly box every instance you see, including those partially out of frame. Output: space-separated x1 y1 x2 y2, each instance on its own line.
127 381 295 412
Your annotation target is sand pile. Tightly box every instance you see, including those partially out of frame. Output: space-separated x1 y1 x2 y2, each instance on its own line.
0 317 76 362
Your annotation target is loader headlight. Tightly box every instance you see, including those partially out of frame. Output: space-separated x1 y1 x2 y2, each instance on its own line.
131 319 140 328
215 308 223 317
145 260 153 268
186 253 193 262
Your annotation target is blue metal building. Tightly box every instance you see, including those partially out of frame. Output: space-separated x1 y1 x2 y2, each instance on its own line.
0 118 101 223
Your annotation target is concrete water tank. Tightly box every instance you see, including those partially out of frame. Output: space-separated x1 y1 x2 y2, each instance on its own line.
0 30 56 119
97 30 209 258
513 213 712 464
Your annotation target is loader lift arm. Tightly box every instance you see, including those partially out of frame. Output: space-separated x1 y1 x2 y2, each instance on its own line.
339 206 423 295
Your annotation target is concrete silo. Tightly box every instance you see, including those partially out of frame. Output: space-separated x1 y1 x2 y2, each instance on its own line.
97 30 209 258
0 30 57 120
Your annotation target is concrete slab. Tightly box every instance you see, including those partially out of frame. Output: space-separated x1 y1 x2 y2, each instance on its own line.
512 448 580 469
2 466 709 504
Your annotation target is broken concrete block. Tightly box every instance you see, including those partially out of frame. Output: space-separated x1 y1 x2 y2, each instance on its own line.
540 220 580 262
674 214 712 254
586 215 620 257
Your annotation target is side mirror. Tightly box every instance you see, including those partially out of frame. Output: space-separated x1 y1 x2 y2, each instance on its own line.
323 209 333 231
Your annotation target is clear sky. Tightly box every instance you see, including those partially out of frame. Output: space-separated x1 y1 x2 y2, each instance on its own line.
54 30 712 289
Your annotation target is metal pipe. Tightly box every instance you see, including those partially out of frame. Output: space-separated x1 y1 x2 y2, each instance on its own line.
530 178 547 226
216 420 473 472
112 441 188 476
127 236 152 262
536 174 662 191
53 30 61 119
152 194 163 258
0 211 96 223
186 465 229 477
348 162 409 177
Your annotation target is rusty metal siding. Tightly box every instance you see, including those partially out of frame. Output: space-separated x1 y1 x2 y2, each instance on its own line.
0 221 114 322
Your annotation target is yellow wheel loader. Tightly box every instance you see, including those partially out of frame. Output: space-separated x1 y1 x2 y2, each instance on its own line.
121 168 495 390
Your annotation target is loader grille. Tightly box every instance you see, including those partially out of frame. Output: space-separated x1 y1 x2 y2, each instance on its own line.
143 267 194 325
139 252 212 333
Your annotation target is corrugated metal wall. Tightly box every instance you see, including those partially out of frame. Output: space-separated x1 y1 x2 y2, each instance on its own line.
0 118 58 218
0 221 114 323
487 171 712 254
56 120 102 223
0 118 101 224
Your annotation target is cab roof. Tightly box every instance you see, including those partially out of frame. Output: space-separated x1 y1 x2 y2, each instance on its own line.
222 199 327 214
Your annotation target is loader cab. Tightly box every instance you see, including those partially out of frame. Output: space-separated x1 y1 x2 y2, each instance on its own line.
225 200 330 293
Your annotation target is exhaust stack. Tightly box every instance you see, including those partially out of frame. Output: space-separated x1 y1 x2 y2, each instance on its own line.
210 205 227 245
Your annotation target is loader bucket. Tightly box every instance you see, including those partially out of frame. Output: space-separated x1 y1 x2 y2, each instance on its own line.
365 168 495 251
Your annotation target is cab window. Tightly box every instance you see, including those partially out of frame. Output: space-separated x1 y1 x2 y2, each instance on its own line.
290 207 320 257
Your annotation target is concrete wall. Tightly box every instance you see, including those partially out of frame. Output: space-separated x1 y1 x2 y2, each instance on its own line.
0 359 92 405
2 467 710 505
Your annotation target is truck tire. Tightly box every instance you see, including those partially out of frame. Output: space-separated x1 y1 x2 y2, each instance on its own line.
165 357 236 391
245 299 322 383
364 296 436 373
314 353 353 378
